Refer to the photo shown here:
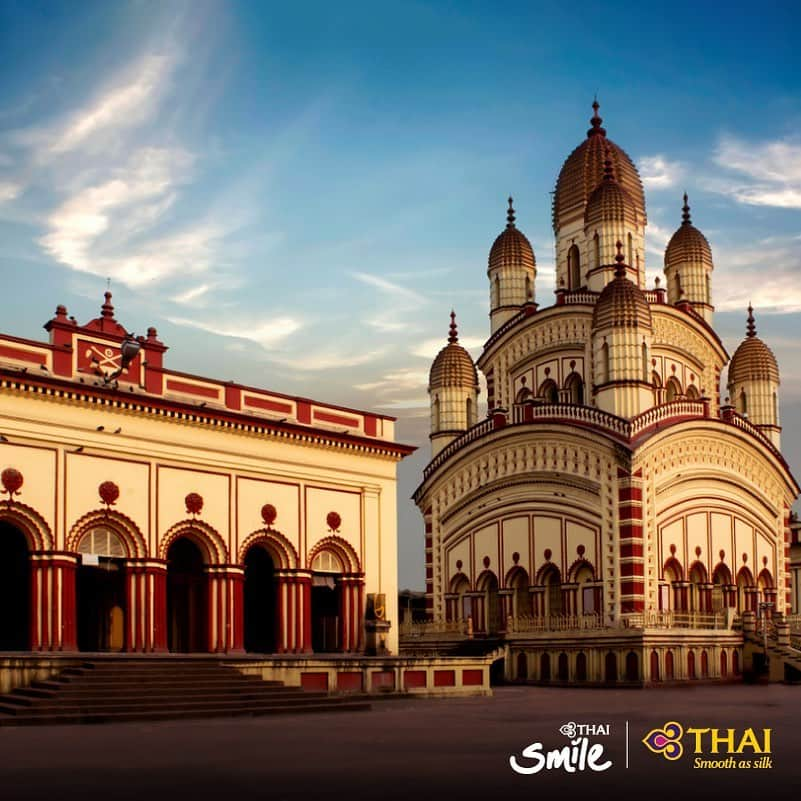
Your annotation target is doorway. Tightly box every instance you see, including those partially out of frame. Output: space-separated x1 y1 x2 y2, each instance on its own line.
244 546 276 653
167 538 208 653
0 522 30 650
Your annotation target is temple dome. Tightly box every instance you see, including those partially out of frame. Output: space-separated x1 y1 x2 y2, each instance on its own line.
729 306 779 385
429 313 479 390
665 194 713 271
488 198 536 273
584 157 639 227
553 101 645 232
592 248 652 330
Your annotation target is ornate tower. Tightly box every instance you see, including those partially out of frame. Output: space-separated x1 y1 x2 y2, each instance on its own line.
728 305 781 447
664 194 715 323
553 101 646 293
429 312 480 456
591 243 653 417
487 198 536 334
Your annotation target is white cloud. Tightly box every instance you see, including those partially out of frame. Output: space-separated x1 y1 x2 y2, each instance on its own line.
268 348 388 371
173 284 212 305
350 271 426 304
0 181 21 202
710 135 801 209
638 155 684 190
167 315 303 350
356 369 429 392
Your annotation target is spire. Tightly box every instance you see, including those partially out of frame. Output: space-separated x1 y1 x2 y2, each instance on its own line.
614 240 626 277
681 192 691 226
448 310 459 344
101 290 114 319
506 196 516 229
588 97 606 138
746 303 756 337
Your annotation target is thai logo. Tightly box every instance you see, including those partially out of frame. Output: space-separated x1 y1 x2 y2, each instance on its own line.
642 721 684 761
510 722 612 775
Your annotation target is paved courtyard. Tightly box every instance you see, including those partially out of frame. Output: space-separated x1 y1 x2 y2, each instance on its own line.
0 684 798 800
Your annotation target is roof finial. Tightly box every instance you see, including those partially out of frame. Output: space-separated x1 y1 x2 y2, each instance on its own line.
448 310 459 344
101 287 114 319
614 240 626 277
588 97 606 138
681 193 691 225
506 196 516 228
746 303 756 337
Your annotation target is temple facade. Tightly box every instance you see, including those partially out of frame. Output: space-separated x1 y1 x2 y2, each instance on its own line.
413 103 799 684
0 293 412 656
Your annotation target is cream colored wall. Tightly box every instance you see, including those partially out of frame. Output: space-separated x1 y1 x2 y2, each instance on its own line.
0 388 402 651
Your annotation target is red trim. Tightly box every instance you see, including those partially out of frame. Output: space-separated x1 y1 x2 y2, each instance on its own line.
404 670 426 689
433 670 456 687
364 415 377 437
619 486 642 502
244 395 293 414
225 384 241 411
166 379 220 399
301 672 328 691
337 672 363 691
621 579 645 593
313 410 359 428
462 669 483 686
620 543 644 558
0 344 47 365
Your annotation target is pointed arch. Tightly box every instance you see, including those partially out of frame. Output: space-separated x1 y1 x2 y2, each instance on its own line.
568 244 581 289
238 528 299 569
757 568 774 588
538 378 558 404
67 509 146 558
736 565 754 586
564 372 584 405
475 569 498 592
159 520 229 564
0 500 54 551
308 535 362 575
686 384 700 400
712 562 732 585
535 562 562 585
449 571 471 593
666 376 682 402
688 560 708 583
504 565 529 588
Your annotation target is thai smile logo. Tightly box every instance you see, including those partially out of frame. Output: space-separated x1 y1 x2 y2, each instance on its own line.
642 721 684 761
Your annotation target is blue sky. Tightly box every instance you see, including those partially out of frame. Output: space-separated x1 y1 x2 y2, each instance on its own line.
0 0 799 589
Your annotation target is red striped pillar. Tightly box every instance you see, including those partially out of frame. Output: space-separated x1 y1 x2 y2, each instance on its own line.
784 505 792 613
29 552 78 652
150 562 167 652
275 571 288 653
229 569 245 653
424 508 434 620
618 467 645 613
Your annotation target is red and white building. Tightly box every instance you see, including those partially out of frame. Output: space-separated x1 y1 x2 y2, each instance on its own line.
413 103 799 683
0 292 413 656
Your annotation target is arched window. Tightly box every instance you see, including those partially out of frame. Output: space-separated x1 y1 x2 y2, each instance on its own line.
432 395 440 432
642 343 648 382
650 650 660 682
720 650 728 678
689 562 707 612
686 384 700 400
738 390 747 415
712 564 732 612
688 651 696 679
601 341 610 384
705 273 711 303
574 564 596 614
575 652 587 681
625 651 639 682
627 233 633 267
773 392 778 423
701 650 709 678
736 567 753 614
78 527 126 558
541 566 562 617
565 373 584 405
666 377 682 402
525 275 533 302
465 397 473 427
492 275 500 308
517 652 528 680
558 652 569 681
508 568 531 619
539 379 558 404
568 244 581 289
665 650 675 680
540 653 551 682
593 233 600 269
605 652 618 683
311 551 343 573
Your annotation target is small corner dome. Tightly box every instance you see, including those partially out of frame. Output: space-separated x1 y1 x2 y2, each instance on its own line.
429 313 479 391
665 195 713 271
728 307 779 385
592 249 652 330
488 198 535 274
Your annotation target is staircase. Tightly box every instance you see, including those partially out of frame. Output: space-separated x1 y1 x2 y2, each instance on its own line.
0 659 370 726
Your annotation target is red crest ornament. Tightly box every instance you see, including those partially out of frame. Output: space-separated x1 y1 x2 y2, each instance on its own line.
1 467 23 499
261 504 277 527
185 493 204 516
98 481 120 508
544 548 552 561
326 511 341 532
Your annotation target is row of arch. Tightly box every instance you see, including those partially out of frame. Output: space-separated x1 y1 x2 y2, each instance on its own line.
515 373 584 408
661 557 775 614
514 647 740 683
0 507 365 656
446 560 599 633
565 234 639 291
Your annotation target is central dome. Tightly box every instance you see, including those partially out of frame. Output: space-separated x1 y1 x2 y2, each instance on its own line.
553 101 646 232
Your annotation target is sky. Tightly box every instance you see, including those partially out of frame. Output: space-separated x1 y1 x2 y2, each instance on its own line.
0 0 799 590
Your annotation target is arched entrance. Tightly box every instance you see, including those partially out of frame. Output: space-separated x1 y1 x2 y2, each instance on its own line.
244 546 276 653
311 550 342 652
477 571 500 634
167 538 208 653
76 526 126 652
0 522 30 650
542 565 562 617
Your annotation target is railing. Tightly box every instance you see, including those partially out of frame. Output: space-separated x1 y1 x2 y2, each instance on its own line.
785 614 801 633
399 619 465 638
629 400 707 438
510 613 606 632
621 610 728 630
561 291 599 305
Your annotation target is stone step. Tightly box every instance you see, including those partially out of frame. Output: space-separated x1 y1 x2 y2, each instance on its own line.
24 684 306 701
0 700 372 726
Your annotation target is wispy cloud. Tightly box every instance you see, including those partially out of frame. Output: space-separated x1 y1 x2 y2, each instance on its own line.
709 135 801 209
638 155 685 190
0 182 21 203
167 315 303 349
350 271 426 304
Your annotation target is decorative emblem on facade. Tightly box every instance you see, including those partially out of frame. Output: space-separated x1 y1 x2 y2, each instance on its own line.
544 548 552 561
483 555 491 568
261 503 277 527
695 546 702 557
0 467 23 500
512 551 520 564
98 480 120 509
326 511 341 532
456 559 463 570
185 492 204 516
577 544 585 557
719 549 725 561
